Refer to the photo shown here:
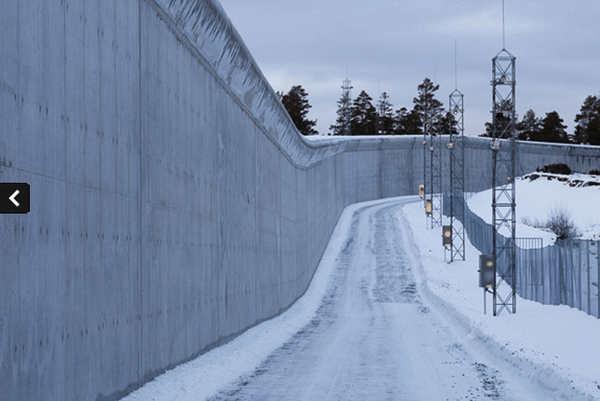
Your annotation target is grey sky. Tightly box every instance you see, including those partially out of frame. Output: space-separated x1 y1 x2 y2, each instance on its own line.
219 0 599 137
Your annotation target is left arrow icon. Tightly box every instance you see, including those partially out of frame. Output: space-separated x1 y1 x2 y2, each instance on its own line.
9 190 20 207
0 183 30 214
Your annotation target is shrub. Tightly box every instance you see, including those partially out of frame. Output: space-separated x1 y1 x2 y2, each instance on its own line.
546 206 578 240
540 163 572 175
589 169 600 175
522 216 543 228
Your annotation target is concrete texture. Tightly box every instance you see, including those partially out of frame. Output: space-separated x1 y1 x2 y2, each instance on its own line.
1 0 599 399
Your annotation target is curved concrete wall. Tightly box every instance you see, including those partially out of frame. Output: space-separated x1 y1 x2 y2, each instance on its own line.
463 137 600 192
1 1 599 399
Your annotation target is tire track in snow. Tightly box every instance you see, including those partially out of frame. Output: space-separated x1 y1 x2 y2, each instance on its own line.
209 199 544 400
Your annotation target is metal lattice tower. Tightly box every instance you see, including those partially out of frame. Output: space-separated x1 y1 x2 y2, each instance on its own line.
449 89 465 261
377 93 389 135
341 78 353 136
430 129 443 228
423 132 430 209
421 87 442 229
423 118 430 214
490 47 517 316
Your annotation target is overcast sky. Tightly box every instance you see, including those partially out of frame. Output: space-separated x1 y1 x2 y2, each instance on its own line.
219 0 599 137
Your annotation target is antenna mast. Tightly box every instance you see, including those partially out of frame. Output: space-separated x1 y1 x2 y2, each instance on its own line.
454 39 458 89
502 0 506 48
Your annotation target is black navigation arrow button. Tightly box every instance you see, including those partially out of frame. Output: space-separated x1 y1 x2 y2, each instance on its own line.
0 183 30 214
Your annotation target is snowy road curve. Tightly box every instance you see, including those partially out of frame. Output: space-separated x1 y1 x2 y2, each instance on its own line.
209 199 546 400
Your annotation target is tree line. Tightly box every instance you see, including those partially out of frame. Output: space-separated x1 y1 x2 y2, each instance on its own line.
480 96 600 145
278 80 600 145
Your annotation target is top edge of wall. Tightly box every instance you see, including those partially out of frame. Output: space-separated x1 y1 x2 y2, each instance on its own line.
150 0 348 168
147 1 600 167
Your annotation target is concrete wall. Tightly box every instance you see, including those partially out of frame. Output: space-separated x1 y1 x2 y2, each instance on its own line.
1 1 599 400
462 136 600 192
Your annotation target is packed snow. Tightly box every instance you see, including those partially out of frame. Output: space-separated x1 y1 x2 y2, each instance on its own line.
122 177 600 401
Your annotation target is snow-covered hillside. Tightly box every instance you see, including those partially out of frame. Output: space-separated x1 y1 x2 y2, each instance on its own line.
468 171 600 245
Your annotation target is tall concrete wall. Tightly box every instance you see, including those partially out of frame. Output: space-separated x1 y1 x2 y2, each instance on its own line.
1 1 599 400
462 137 600 192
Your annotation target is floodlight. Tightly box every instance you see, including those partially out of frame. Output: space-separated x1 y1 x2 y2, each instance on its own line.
479 255 495 288
442 226 452 247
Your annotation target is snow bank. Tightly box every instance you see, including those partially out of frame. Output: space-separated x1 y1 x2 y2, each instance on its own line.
404 200 600 399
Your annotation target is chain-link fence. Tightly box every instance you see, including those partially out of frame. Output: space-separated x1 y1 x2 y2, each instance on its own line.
444 193 600 318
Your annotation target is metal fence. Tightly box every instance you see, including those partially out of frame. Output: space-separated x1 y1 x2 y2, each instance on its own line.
444 193 600 318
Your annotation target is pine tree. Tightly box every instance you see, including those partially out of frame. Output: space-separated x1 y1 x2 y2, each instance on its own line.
517 109 541 141
574 95 600 145
413 78 444 136
350 90 378 136
376 92 394 135
538 111 569 143
480 122 493 138
393 107 422 135
393 107 408 135
280 85 318 136
331 89 353 136
439 111 457 136
480 100 515 138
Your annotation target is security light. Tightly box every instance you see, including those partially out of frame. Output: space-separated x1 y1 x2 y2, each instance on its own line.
479 255 495 288
442 226 452 247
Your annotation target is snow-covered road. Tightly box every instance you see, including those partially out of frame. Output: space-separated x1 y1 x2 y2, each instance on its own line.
207 199 543 400
124 197 598 401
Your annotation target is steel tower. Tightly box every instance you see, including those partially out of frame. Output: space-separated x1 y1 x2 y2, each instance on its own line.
422 91 442 229
490 47 517 316
430 128 443 229
448 88 465 261
341 78 353 136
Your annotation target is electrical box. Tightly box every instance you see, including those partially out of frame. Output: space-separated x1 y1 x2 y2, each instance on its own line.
419 184 425 199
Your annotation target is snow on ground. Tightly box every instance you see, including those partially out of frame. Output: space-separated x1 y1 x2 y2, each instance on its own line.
121 199 386 401
122 182 600 400
204 198 528 400
468 172 600 244
405 200 600 399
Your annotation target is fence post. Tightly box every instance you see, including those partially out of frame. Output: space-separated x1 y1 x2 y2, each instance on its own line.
586 241 590 315
550 245 556 304
542 243 547 303
569 240 577 308
577 241 583 310
558 242 564 304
